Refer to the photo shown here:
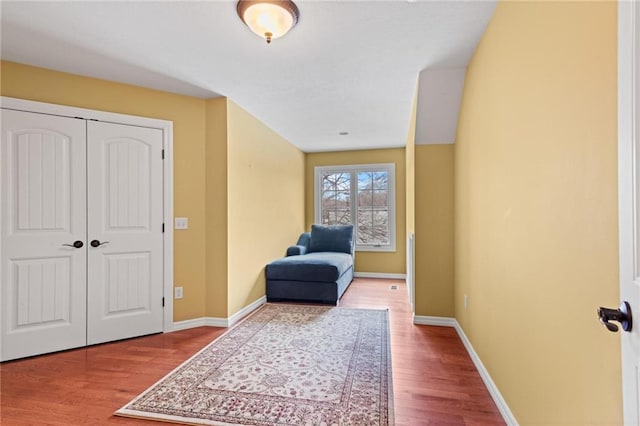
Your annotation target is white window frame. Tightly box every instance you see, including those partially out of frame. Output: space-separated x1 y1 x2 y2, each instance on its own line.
314 163 396 252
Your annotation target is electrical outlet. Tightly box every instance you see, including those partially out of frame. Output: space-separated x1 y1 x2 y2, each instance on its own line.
464 294 468 310
175 286 183 299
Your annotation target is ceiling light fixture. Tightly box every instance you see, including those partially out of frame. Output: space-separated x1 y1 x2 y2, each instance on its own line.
237 0 300 44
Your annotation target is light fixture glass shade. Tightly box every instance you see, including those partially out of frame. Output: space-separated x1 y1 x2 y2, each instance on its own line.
237 0 299 43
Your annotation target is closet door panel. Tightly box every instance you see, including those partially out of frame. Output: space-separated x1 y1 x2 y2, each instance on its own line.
0 109 87 361
86 121 163 345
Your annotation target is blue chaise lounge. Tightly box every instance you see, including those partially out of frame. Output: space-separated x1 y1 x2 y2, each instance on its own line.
265 224 355 305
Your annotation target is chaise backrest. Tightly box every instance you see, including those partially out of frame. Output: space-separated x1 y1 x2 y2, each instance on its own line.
286 225 355 257
308 224 355 256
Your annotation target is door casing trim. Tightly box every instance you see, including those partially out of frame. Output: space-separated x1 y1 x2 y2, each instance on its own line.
618 1 638 423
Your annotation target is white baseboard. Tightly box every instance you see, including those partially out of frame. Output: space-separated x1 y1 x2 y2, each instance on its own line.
170 296 266 331
354 272 406 279
452 321 519 425
170 316 227 331
413 315 457 327
202 317 229 327
413 315 519 426
228 296 267 327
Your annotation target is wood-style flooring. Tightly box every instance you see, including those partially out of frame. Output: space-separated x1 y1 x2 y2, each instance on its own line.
0 278 505 425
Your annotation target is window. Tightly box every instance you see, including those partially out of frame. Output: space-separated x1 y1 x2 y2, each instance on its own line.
314 163 395 251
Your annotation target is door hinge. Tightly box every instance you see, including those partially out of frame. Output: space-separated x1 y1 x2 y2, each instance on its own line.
162 297 165 307
162 223 165 233
162 149 165 159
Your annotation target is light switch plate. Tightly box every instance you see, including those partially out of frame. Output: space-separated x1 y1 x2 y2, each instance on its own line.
175 217 189 230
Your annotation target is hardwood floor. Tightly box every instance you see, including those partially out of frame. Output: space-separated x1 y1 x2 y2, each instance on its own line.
339 279 505 426
0 278 504 425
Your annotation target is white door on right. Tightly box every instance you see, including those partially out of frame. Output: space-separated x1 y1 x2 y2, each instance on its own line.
86 121 164 345
618 1 640 424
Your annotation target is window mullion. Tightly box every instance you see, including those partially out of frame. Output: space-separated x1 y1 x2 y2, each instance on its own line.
369 172 374 246
350 171 357 244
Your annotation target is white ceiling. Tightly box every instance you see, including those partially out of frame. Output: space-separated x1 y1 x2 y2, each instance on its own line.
0 1 496 152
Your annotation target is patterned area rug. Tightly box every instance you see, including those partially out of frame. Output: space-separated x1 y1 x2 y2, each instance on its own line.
116 303 394 425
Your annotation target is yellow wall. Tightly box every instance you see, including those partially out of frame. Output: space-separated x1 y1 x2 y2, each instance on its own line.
455 2 620 424
1 61 208 321
415 145 454 317
205 98 229 318
305 148 406 274
227 101 305 315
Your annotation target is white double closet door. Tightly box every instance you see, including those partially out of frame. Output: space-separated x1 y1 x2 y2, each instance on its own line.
1 108 164 361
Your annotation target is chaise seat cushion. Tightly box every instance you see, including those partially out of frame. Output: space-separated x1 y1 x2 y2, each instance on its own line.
266 252 353 282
